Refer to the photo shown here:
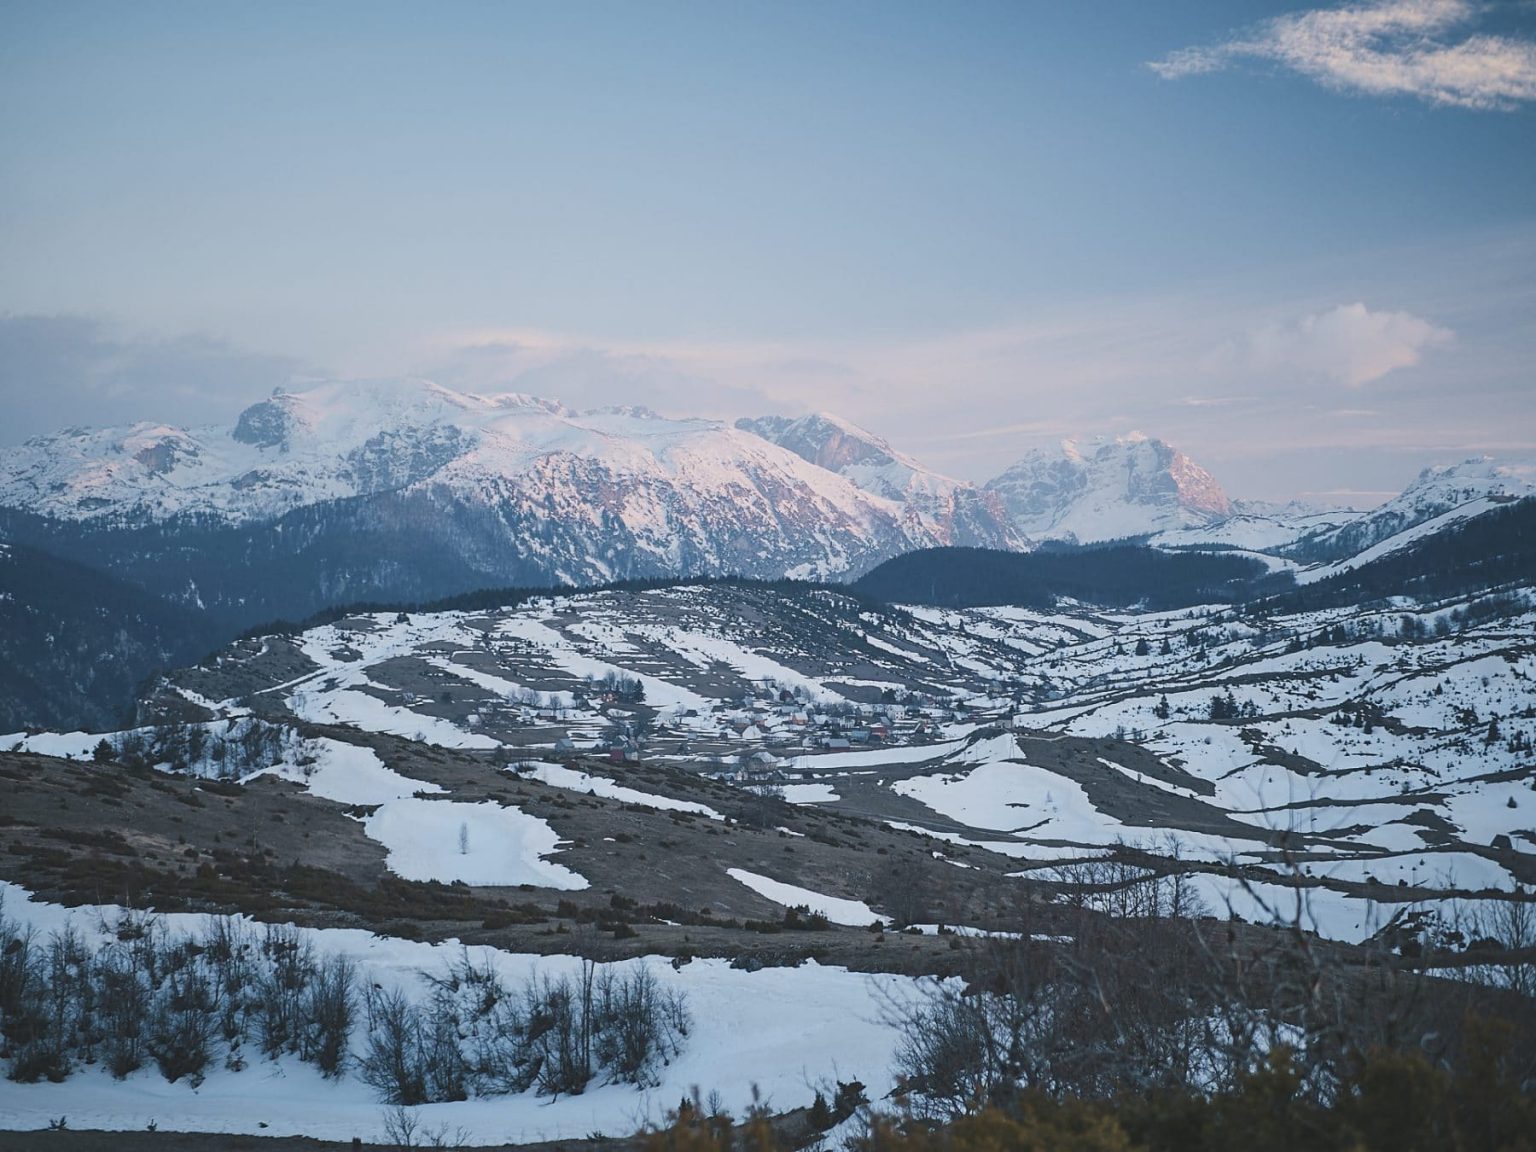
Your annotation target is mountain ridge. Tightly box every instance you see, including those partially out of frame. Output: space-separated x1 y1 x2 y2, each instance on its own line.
3 379 1533 613
734 411 1022 550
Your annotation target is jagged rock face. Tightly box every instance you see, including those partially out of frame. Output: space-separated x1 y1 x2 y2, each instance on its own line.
736 412 1022 549
344 425 474 495
231 397 295 449
1162 444 1232 518
985 434 1232 543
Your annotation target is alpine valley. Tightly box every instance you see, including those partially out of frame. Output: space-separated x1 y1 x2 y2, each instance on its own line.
2 378 1535 1146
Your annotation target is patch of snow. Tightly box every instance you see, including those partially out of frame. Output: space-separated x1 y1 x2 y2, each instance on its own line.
363 799 588 889
726 868 888 927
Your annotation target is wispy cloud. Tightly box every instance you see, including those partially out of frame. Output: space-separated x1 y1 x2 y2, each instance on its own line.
902 420 1076 445
1150 0 1536 110
1177 395 1242 408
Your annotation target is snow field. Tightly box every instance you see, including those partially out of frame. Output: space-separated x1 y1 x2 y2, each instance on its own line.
363 798 588 890
779 783 841 804
245 737 443 805
515 760 723 818
726 868 889 927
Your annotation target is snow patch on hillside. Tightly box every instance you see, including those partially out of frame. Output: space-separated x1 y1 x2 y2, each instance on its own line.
362 798 588 889
726 868 889 926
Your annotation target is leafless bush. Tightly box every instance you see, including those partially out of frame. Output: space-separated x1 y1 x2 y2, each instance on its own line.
872 855 938 929
1 908 687 1106
360 987 430 1105
304 953 355 1077
96 944 152 1078
381 1104 470 1149
894 856 1536 1124
1439 890 1536 998
0 907 356 1088
255 923 314 1060
367 951 691 1104
200 915 256 1065
594 964 689 1086
148 956 216 1084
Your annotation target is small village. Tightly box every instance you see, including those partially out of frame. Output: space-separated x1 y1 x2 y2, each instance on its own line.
461 671 998 786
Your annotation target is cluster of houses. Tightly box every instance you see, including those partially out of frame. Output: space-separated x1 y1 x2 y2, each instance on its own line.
405 645 1011 785
639 682 992 783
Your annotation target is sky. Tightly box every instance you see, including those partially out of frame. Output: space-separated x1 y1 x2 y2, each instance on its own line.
1 0 1533 504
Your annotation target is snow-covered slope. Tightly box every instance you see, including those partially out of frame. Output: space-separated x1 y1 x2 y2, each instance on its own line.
985 433 1232 543
1 381 858 529
1149 509 1360 554
737 412 1021 549
0 379 487 524
113 573 1536 945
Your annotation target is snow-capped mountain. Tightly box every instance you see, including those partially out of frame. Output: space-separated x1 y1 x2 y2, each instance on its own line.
984 433 1232 543
0 380 1019 617
735 412 1021 549
2 379 497 525
1286 457 1536 565
7 376 1532 626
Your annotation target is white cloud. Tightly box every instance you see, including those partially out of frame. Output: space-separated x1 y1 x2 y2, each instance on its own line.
1150 0 1536 110
1224 302 1453 386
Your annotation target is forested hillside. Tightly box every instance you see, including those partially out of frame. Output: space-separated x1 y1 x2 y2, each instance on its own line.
0 542 223 732
852 544 1271 609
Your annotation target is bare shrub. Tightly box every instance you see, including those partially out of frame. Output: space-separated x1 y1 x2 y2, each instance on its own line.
95 945 152 1079
594 965 689 1086
147 958 216 1084
0 905 690 1106
255 923 315 1060
360 987 429 1105
304 953 355 1077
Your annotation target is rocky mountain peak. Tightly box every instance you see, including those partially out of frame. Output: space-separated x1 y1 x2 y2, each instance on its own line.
986 433 1232 542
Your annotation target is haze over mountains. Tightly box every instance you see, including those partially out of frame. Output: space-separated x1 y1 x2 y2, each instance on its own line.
6 376 1528 560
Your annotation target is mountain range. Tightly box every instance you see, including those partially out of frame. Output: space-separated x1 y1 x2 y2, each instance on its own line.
0 381 1014 595
0 376 1531 652
2 382 1259 552
2 379 1252 541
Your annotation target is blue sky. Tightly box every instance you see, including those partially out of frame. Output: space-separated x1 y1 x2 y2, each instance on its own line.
1 0 1533 502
